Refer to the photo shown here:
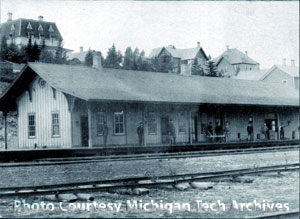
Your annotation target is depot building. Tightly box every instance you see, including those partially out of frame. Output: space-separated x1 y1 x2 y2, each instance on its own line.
0 54 298 149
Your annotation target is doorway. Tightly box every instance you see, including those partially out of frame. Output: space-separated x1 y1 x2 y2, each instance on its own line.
265 119 277 140
161 116 170 144
192 115 198 143
81 116 89 147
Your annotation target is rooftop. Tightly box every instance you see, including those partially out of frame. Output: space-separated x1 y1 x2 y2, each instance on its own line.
149 45 208 61
0 62 298 108
214 48 259 65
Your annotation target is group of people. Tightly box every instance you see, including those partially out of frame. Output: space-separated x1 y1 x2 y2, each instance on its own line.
206 121 231 142
247 122 286 141
97 119 287 146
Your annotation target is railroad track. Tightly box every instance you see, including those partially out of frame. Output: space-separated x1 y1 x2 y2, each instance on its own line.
0 145 298 168
0 163 298 198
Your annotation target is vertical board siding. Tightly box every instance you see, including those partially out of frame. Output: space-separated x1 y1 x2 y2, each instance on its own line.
17 77 71 148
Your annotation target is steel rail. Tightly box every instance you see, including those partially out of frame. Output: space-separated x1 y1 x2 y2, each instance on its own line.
0 163 298 198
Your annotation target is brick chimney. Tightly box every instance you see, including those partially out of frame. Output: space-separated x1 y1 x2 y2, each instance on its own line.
291 59 295 67
197 41 200 48
282 58 286 66
92 51 102 70
7 12 12 22
245 51 248 56
226 45 229 51
38 16 44 22
80 46 83 52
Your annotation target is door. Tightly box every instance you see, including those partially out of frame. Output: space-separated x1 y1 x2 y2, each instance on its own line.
161 116 169 144
192 116 198 143
81 116 89 147
265 119 277 140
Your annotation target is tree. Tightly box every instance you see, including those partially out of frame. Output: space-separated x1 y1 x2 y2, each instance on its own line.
25 37 33 62
191 58 204 76
123 47 134 70
39 48 54 63
53 41 67 64
103 44 122 69
151 53 174 73
205 59 220 77
0 36 8 60
31 42 41 62
84 50 93 67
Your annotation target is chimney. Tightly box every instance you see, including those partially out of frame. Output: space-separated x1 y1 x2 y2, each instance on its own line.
38 16 43 22
245 51 248 56
92 51 102 70
226 45 229 50
197 41 200 48
7 12 12 22
282 58 286 66
80 46 83 52
291 59 295 67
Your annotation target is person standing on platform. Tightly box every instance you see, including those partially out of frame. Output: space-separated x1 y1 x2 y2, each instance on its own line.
103 121 108 146
247 122 253 141
215 121 223 142
169 120 176 145
279 122 285 140
207 122 214 143
137 122 144 146
224 121 230 142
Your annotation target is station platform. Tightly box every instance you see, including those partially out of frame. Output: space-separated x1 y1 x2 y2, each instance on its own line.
0 140 298 162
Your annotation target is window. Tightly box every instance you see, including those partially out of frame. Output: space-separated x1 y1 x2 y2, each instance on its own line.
27 23 32 30
49 25 54 32
97 112 106 135
28 114 36 138
38 24 44 31
114 111 125 135
52 113 60 137
10 24 15 31
148 112 157 134
178 112 186 134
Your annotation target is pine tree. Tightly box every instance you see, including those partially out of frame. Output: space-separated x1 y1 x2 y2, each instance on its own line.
84 50 93 67
205 59 220 77
54 41 67 64
123 47 134 70
31 42 41 62
25 37 33 62
0 36 8 60
103 44 122 69
152 54 174 73
191 58 204 76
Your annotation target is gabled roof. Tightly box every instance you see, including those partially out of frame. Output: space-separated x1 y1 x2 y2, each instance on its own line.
233 69 269 81
0 62 298 108
0 18 63 41
214 48 259 66
149 45 208 61
261 64 299 79
67 51 89 62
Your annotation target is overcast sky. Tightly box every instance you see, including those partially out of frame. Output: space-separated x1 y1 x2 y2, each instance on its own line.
1 0 299 68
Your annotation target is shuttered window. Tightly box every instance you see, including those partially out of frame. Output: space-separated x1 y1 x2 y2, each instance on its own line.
52 113 60 137
114 111 125 135
28 114 36 138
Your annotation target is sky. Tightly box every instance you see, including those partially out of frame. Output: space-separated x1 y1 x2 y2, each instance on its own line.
1 0 299 68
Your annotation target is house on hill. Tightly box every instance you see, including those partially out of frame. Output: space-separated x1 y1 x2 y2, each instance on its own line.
148 42 209 75
214 46 260 77
0 13 63 52
234 59 299 90
0 53 298 149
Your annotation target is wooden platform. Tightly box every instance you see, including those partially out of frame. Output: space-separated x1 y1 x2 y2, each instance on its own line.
0 140 298 162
